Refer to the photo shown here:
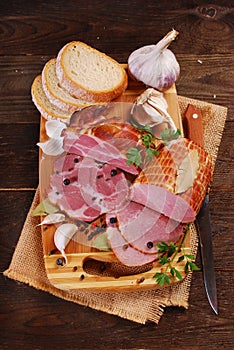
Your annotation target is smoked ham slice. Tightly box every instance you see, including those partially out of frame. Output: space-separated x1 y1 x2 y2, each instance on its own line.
133 138 213 217
130 184 195 223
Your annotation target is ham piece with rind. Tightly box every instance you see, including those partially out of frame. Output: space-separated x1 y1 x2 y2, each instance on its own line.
130 184 195 223
132 138 213 218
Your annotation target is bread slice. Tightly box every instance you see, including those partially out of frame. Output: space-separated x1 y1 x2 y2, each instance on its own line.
31 75 71 121
42 58 95 113
56 41 128 102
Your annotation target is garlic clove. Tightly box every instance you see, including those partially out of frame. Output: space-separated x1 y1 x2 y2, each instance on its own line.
37 137 64 156
54 223 78 265
131 88 177 132
45 119 67 139
37 213 66 226
128 29 180 91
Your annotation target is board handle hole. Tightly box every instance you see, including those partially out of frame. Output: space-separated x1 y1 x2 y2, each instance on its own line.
83 258 153 278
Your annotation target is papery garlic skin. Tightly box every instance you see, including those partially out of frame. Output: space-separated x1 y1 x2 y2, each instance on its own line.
128 29 180 91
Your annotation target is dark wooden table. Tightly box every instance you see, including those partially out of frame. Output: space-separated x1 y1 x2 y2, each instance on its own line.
0 1 233 349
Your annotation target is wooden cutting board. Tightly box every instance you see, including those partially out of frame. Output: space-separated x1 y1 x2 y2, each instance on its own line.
38 69 190 291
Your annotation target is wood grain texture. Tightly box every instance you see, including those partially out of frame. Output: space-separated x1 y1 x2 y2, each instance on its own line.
0 271 233 349
0 0 233 348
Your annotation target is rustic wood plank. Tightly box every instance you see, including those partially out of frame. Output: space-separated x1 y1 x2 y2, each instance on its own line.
211 121 234 188
0 271 233 349
177 54 234 113
0 55 49 124
0 1 233 56
0 191 36 265
0 124 39 189
0 0 233 346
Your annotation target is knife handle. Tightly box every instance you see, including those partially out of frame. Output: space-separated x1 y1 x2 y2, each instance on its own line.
184 104 204 148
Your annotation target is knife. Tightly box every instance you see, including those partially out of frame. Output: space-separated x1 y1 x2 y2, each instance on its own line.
184 104 218 315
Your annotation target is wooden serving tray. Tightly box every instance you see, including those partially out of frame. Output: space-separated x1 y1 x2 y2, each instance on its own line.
39 71 190 291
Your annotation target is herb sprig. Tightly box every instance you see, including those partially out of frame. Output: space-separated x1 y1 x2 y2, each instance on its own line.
153 223 200 286
161 128 181 145
126 124 181 168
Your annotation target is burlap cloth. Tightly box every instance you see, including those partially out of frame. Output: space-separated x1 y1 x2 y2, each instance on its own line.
4 96 227 324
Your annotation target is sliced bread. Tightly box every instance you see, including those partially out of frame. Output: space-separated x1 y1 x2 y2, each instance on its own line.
56 41 128 102
31 75 71 121
42 58 95 113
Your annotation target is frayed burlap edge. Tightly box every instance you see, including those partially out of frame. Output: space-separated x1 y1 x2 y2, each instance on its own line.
4 96 227 324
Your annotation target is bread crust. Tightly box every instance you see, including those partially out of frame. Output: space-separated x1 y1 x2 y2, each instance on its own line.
42 59 94 113
31 75 70 121
56 41 128 102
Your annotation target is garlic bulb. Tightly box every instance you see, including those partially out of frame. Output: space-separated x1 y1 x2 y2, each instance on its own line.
131 88 177 131
128 29 180 91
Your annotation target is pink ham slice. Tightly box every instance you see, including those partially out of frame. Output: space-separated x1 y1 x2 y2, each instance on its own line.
117 201 184 254
91 122 140 153
130 184 195 223
48 155 130 221
63 131 138 175
77 158 130 213
53 154 83 174
48 171 101 221
107 226 157 267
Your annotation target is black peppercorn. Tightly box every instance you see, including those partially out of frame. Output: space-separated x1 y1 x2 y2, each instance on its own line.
63 178 70 185
110 169 117 177
109 217 117 224
74 158 79 163
56 258 64 266
147 241 153 249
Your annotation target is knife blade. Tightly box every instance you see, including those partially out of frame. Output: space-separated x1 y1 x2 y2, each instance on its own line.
184 104 218 315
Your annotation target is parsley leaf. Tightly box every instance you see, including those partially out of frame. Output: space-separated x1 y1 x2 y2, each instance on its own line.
170 267 183 281
160 128 181 144
154 272 171 286
131 122 152 133
127 123 160 167
153 223 200 286
126 148 142 168
158 255 169 265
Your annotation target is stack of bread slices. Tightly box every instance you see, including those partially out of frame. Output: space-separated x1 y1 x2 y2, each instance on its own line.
31 41 128 121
